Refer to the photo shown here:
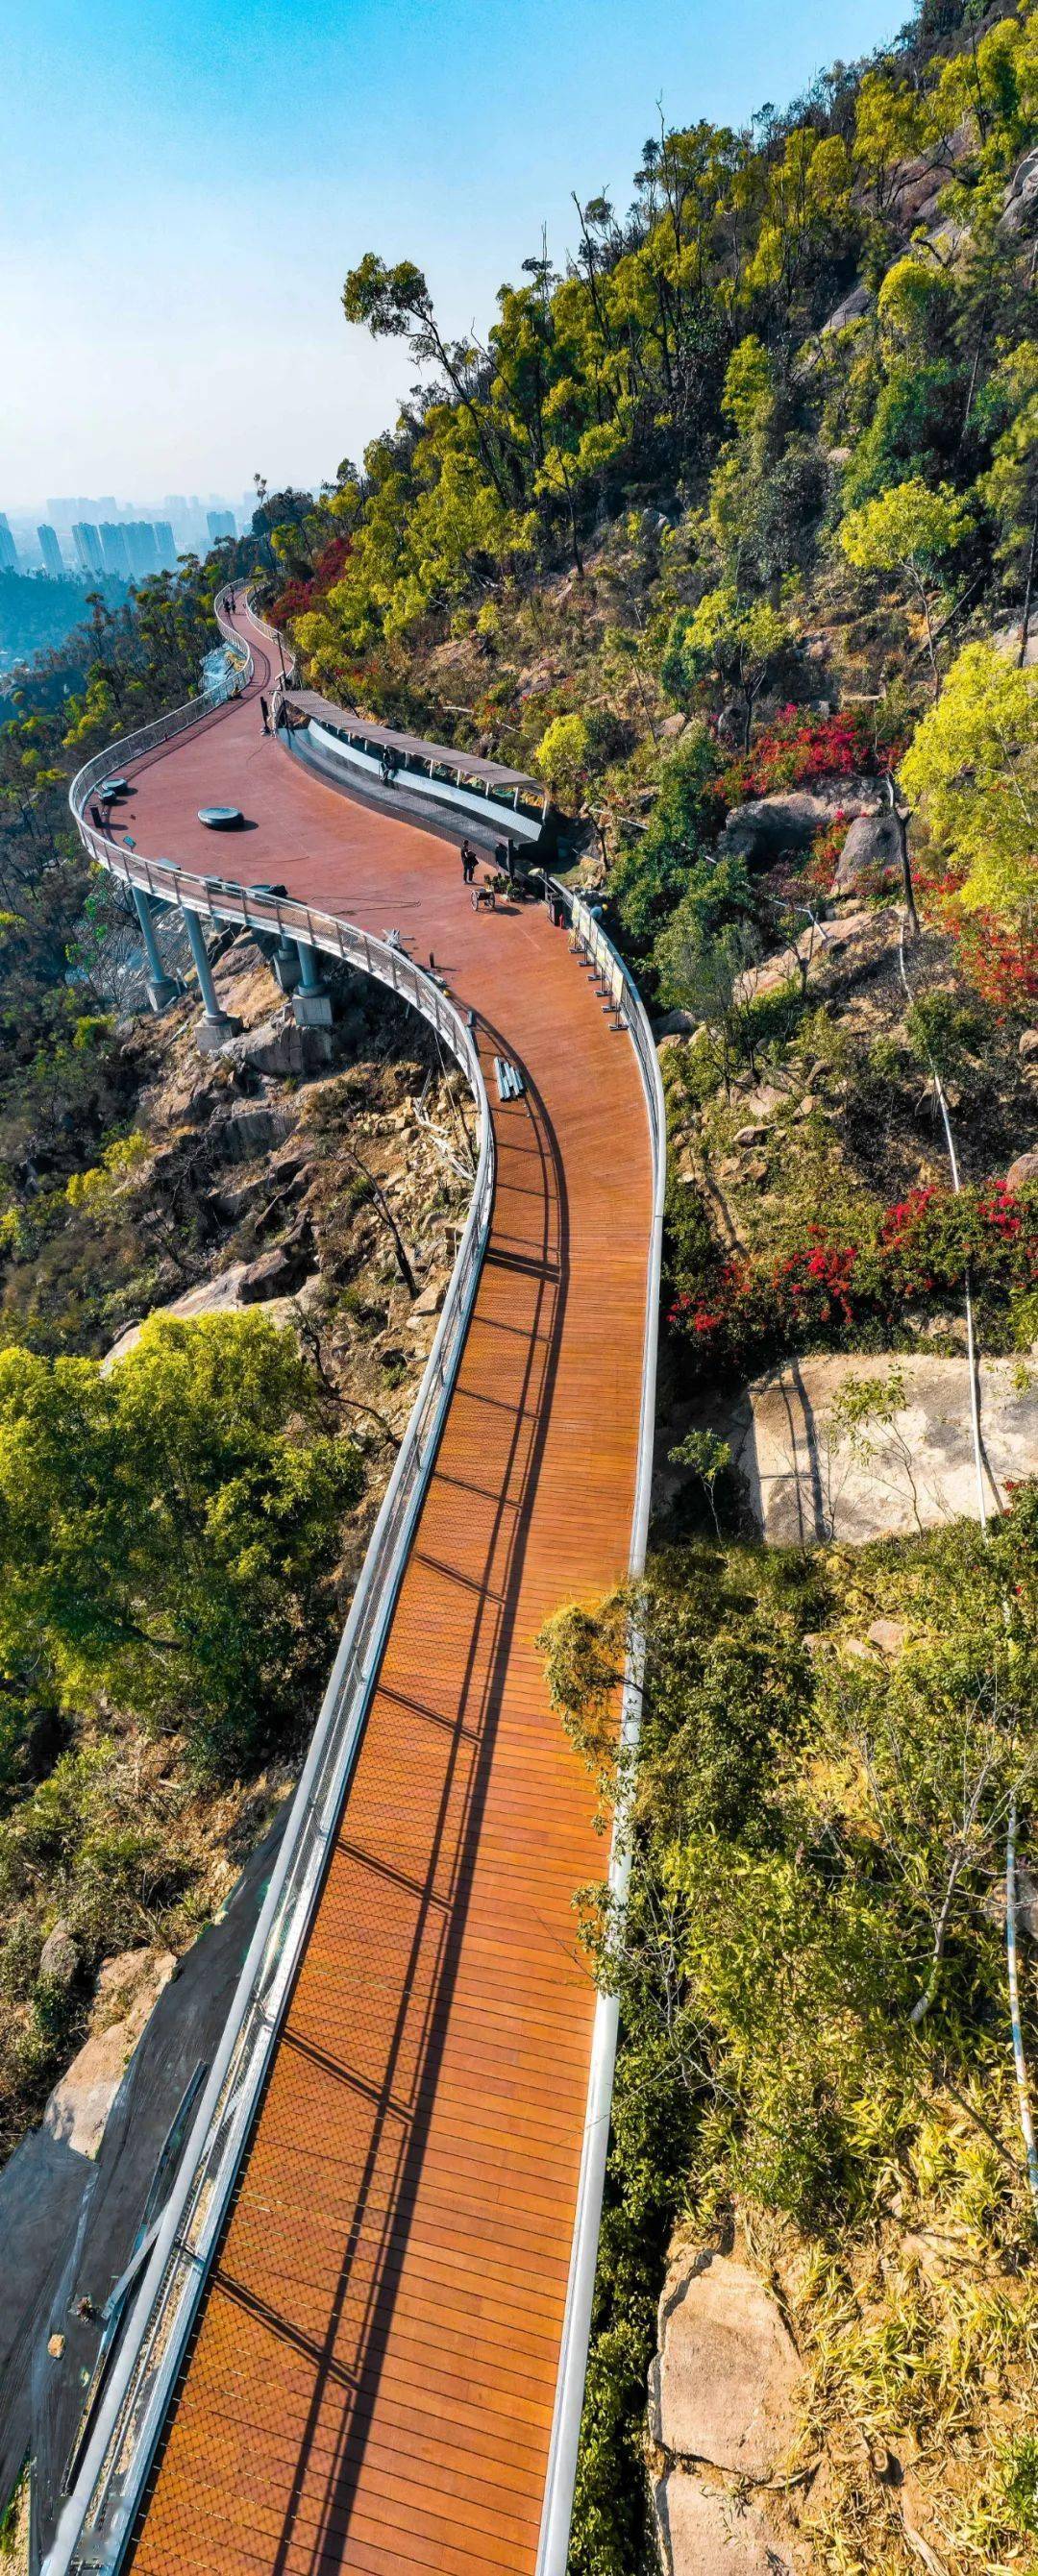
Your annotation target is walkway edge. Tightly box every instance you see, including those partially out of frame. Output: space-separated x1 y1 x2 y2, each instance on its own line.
534 890 667 2576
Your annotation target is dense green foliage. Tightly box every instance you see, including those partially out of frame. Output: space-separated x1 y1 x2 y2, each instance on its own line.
260 0 1038 1022
543 1497 1038 2571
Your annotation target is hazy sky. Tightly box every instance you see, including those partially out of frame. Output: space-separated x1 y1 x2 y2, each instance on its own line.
1 0 904 511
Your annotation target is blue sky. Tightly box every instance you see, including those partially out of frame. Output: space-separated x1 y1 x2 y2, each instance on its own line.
1 0 904 509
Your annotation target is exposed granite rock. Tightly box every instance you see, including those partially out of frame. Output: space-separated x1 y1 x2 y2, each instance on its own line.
1006 1145 1038 1190
654 2469 801 2576
820 282 872 336
728 1349 1037 1545
38 1924 78 1990
718 779 883 867
649 2248 801 2481
833 810 903 893
237 1224 316 1303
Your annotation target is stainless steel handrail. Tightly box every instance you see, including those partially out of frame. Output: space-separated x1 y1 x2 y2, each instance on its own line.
49 705 495 2576
534 880 666 2576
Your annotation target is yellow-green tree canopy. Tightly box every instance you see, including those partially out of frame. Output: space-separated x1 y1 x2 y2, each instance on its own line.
901 641 1038 925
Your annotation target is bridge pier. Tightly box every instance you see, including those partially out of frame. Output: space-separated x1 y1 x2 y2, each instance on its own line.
272 938 302 994
183 907 242 1051
291 939 333 1028
132 886 181 1014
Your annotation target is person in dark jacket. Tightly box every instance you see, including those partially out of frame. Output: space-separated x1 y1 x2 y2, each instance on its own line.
460 840 477 884
260 695 270 734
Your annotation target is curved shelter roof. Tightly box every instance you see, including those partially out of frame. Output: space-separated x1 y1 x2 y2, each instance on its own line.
290 689 544 797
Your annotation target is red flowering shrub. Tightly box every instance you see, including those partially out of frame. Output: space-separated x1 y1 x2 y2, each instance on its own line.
720 706 902 805
269 535 353 631
668 1179 1038 1376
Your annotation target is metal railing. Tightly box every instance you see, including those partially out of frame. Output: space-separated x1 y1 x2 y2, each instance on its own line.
534 879 666 2576
50 691 495 2576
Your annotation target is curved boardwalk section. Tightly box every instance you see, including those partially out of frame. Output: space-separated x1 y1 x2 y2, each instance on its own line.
101 607 654 2576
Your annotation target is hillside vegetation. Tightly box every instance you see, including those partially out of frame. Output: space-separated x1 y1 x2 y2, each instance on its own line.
244 2 1038 2568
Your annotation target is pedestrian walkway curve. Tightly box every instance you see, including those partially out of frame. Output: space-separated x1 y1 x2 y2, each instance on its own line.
50 600 663 2576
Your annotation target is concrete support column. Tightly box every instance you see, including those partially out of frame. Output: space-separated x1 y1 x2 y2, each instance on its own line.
292 939 333 1028
272 938 302 993
183 906 242 1052
132 885 180 1014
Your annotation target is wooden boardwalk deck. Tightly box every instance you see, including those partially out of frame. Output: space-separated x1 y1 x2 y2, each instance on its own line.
111 606 654 2576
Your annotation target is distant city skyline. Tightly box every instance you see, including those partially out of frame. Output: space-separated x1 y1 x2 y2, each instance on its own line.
2 0 903 500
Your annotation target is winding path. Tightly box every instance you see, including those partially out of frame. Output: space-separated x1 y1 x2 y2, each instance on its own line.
68 604 656 2576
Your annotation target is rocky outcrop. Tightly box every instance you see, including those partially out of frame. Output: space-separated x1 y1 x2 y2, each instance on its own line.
655 2472 801 2576
832 809 903 893
1001 141 1038 237
734 904 899 1004
729 1349 1038 1545
1006 1143 1038 1190
650 2249 802 2481
649 2247 809 2576
211 1102 299 1164
819 282 872 337
237 1221 316 1303
718 779 883 869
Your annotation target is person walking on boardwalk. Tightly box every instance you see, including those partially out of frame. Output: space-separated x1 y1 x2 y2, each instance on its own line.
260 695 270 734
460 839 477 884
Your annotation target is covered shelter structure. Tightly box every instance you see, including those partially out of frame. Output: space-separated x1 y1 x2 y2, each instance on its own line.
283 688 559 847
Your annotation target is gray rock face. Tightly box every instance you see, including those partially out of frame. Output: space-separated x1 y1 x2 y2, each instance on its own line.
219 1017 333 1077
649 2249 801 2481
833 810 903 892
38 1923 78 1989
820 282 872 337
237 1226 316 1303
719 780 883 866
1001 142 1038 236
654 2470 798 2576
655 1008 702 1040
212 1104 299 1165
729 1349 1038 1546
1006 1145 1038 1191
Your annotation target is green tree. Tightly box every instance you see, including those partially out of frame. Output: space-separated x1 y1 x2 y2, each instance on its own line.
662 588 792 749
901 640 1038 931
0 1313 361 1779
978 341 1038 665
839 476 972 695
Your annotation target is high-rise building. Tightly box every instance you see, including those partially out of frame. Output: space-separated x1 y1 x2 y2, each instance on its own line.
124 521 160 577
206 509 235 543
99 523 131 578
37 524 65 579
154 521 177 569
72 523 104 578
0 514 19 574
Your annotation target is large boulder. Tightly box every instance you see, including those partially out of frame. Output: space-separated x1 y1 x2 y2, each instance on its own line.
718 780 883 867
832 810 903 893
212 1104 298 1165
1001 142 1038 237
237 1225 316 1303
219 1018 333 1078
820 282 872 337
1006 1146 1038 1191
649 2248 802 2481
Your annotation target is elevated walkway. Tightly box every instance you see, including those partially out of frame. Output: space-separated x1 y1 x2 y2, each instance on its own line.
50 597 663 2576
